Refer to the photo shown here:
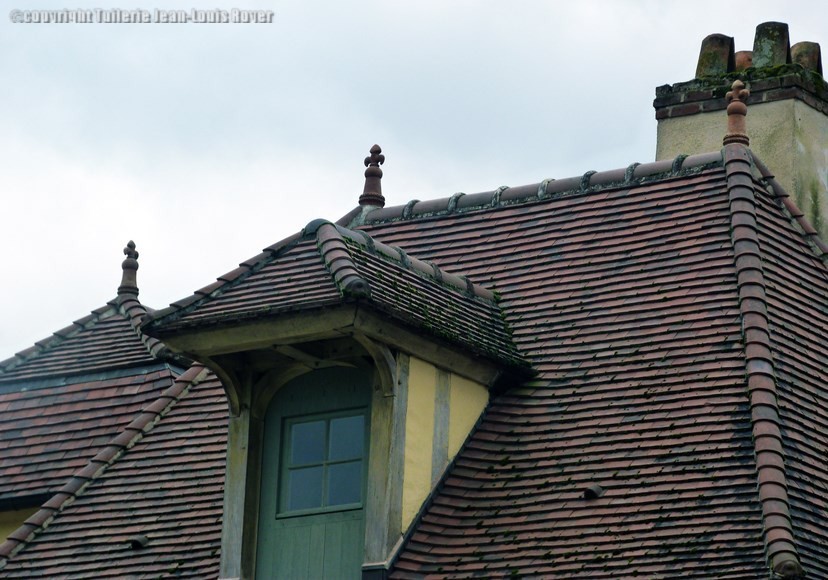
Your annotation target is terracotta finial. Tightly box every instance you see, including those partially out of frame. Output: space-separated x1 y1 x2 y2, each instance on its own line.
723 80 750 146
359 144 386 208
119 240 139 296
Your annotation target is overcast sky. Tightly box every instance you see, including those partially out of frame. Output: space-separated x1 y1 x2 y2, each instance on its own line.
1 0 825 358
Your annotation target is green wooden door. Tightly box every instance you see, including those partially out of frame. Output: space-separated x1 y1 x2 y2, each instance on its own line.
256 368 371 579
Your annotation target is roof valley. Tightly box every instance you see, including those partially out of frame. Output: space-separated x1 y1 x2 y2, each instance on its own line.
115 241 188 367
115 293 184 367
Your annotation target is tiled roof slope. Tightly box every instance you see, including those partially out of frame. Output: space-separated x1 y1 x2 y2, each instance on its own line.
0 304 160 382
328 150 828 577
0 365 227 577
0 368 177 504
0 298 185 506
144 221 525 369
753 164 828 576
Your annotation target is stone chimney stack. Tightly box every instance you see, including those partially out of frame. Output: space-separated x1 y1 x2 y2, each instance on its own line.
654 22 828 236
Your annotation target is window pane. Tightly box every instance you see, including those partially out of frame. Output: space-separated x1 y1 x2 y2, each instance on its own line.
288 466 323 510
329 415 364 461
290 420 325 465
327 460 362 506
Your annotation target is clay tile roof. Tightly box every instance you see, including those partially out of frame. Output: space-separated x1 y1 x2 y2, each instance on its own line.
0 367 179 506
0 238 186 385
4 140 828 577
323 149 828 578
0 291 192 509
748 155 828 579
0 364 226 577
0 238 221 575
144 220 527 370
0 305 159 383
0 240 195 535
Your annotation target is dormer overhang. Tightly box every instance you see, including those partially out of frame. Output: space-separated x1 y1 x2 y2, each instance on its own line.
142 219 532 412
146 303 509 392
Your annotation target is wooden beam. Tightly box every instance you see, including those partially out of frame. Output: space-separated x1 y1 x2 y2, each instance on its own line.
156 307 358 356
353 333 396 397
353 308 503 388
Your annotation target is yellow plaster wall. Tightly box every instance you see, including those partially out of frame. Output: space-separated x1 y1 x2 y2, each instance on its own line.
401 357 436 530
792 100 828 233
656 98 828 237
0 507 38 542
448 374 489 458
656 108 728 162
400 357 490 533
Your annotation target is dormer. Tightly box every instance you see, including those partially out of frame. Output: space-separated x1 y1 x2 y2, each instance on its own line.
143 148 530 580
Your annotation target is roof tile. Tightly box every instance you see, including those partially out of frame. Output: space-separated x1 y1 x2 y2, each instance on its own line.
0 372 226 578
0 369 177 502
5 132 828 577
331 155 817 578
0 308 161 383
145 221 526 370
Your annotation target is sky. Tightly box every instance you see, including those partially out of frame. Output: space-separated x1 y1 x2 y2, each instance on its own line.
1 0 826 358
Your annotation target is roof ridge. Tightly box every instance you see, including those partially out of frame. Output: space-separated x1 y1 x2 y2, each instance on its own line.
0 363 210 570
342 151 724 227
144 152 727 332
311 220 371 298
0 303 120 376
751 154 828 264
143 217 504 333
308 220 495 302
723 143 805 579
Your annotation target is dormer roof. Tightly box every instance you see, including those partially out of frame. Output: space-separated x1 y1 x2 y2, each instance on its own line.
143 220 527 372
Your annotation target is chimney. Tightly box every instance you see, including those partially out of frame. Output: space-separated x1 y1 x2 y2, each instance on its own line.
654 22 827 236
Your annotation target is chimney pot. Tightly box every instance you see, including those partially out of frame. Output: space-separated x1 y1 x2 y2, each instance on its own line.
656 23 828 238
735 50 753 71
752 22 791 68
696 34 735 78
791 41 823 75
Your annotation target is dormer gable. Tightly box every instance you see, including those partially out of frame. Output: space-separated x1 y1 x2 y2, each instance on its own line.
142 218 525 384
143 198 530 578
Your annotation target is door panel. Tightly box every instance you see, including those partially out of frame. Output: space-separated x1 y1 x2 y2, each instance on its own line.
256 368 372 579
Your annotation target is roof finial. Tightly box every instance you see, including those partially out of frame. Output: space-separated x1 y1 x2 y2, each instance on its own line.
723 80 750 147
119 240 139 296
359 144 386 208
